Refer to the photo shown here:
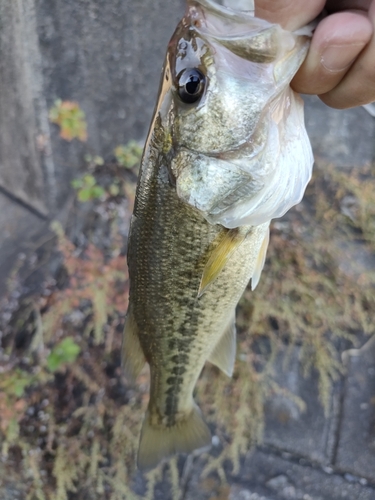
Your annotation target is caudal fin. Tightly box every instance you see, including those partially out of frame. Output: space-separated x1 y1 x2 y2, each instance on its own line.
137 406 211 471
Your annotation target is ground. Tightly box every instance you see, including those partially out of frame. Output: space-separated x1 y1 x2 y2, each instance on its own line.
1 98 375 499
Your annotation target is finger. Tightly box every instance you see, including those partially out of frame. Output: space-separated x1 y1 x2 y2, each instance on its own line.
291 11 373 95
325 0 371 13
319 0 375 108
254 0 325 30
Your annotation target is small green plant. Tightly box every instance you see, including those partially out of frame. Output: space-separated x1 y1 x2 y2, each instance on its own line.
69 140 143 204
71 174 105 202
84 154 104 166
0 370 32 438
107 180 121 197
0 368 33 397
49 99 87 142
114 141 143 169
46 337 81 372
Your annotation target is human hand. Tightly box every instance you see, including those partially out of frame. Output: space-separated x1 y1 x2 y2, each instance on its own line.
254 0 375 109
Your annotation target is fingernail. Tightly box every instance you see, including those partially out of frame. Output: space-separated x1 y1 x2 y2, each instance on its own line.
321 43 365 72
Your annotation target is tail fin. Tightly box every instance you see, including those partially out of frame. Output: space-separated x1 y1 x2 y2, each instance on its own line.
137 405 211 471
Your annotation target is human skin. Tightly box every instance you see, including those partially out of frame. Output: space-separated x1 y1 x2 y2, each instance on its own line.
254 0 375 109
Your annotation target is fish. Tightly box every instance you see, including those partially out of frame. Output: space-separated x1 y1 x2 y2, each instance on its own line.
122 0 314 471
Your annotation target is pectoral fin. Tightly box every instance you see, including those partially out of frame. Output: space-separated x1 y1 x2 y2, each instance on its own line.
207 315 236 377
198 228 247 297
251 226 270 291
121 306 146 383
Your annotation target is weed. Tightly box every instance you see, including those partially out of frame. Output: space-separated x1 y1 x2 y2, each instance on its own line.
49 100 87 142
84 154 105 167
71 141 142 203
46 338 81 373
0 368 34 398
71 174 106 202
43 220 128 346
114 141 143 169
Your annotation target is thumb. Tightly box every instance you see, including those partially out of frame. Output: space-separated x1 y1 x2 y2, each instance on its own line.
254 0 325 30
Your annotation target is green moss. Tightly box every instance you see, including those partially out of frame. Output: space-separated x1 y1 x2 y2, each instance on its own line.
46 338 81 372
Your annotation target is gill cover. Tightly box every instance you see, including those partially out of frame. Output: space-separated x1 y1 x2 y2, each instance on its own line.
168 0 314 228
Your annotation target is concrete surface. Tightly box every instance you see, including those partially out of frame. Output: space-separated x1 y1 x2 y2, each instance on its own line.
263 345 337 465
184 448 375 499
336 336 375 480
0 0 185 291
304 96 375 167
0 0 47 216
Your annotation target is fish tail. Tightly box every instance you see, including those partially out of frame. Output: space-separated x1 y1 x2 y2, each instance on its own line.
137 405 211 471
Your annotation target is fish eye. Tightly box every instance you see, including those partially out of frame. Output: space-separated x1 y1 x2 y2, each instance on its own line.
177 68 206 104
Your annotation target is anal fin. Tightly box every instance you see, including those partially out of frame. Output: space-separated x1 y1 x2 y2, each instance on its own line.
207 315 237 377
251 226 270 291
199 228 248 297
121 306 146 383
137 405 211 471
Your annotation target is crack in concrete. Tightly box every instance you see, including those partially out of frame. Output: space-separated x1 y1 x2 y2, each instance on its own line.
0 185 48 221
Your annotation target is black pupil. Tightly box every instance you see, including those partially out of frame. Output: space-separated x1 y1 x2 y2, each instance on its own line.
177 68 205 104
185 74 200 95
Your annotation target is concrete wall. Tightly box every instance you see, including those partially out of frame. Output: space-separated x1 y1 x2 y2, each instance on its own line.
0 0 184 290
0 0 47 216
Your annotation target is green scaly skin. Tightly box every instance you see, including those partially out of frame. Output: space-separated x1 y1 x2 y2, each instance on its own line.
127 128 267 430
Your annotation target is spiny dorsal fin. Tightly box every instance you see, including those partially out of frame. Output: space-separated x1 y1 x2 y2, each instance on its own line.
207 314 236 377
137 405 211 471
121 306 146 383
251 225 270 290
198 228 248 297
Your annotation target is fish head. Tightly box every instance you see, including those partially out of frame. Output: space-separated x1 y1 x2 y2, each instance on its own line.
158 0 314 227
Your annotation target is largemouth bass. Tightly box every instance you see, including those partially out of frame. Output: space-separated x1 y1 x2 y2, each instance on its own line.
122 0 314 470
